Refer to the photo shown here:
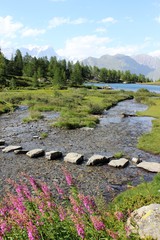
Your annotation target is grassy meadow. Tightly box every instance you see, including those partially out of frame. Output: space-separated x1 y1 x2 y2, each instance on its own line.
0 87 132 129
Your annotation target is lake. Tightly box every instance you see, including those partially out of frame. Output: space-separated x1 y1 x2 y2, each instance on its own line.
86 83 160 93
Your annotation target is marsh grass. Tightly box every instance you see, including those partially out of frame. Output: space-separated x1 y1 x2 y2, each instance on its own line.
137 97 160 154
23 111 44 123
0 88 132 129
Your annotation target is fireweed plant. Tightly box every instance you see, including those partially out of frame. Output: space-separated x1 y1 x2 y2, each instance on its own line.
0 168 138 240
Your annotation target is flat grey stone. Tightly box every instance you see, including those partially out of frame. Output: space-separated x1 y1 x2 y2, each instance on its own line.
45 151 62 160
64 152 84 164
127 204 160 240
26 149 45 158
86 154 112 166
137 161 160 172
108 158 129 168
2 145 22 153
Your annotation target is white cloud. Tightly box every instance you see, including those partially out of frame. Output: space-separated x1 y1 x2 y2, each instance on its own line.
57 35 149 60
48 17 87 28
0 16 23 38
149 50 160 57
21 28 46 37
100 17 117 24
57 35 112 60
155 15 160 23
95 27 107 33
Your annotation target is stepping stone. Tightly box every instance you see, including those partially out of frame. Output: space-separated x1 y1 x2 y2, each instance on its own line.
108 158 129 168
26 149 45 158
0 139 5 146
132 157 142 164
14 150 28 154
2 145 22 153
64 152 84 164
86 154 112 166
137 161 160 172
45 151 62 160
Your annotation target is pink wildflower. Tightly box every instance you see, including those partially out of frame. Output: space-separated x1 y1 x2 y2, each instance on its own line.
29 176 39 191
62 168 73 186
71 214 85 239
107 229 119 239
69 195 84 215
58 206 66 221
40 183 51 198
76 223 85 239
90 215 105 231
78 194 96 214
114 211 124 221
27 221 39 240
54 182 65 197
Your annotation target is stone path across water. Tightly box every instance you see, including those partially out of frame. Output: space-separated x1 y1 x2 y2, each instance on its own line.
0 99 160 201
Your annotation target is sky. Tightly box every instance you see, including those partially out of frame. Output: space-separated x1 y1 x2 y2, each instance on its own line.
1 0 160 60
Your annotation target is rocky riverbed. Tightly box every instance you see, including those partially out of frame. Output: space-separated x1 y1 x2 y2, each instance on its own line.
0 99 160 201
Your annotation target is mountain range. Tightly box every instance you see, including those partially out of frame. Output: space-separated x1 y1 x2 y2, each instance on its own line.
82 54 160 81
2 46 160 81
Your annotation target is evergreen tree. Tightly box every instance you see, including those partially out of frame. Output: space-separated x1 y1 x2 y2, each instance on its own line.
0 49 7 86
14 49 23 76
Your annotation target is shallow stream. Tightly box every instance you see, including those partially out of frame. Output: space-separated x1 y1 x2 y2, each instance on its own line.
0 99 159 201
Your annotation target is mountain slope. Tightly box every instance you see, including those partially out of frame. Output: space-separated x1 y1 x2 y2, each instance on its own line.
83 54 154 76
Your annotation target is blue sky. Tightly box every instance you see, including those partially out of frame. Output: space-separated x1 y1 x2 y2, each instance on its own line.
1 0 160 59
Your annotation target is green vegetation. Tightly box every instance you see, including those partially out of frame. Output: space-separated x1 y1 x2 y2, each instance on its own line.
0 169 159 240
137 97 160 154
0 88 133 129
113 151 124 158
0 48 151 91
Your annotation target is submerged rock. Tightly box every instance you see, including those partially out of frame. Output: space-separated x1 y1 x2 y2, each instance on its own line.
137 161 160 172
26 149 45 158
127 204 160 240
108 158 129 168
64 152 84 164
2 145 22 153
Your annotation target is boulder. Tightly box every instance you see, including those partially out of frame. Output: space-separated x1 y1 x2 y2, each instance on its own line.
127 204 160 240
64 152 84 164
86 154 112 166
26 149 45 158
0 139 5 146
45 151 62 160
108 158 129 168
2 145 22 153
137 161 160 173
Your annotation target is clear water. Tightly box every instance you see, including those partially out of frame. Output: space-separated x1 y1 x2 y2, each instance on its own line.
86 83 160 93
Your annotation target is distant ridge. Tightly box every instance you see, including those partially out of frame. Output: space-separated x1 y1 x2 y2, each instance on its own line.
2 46 58 60
83 54 160 81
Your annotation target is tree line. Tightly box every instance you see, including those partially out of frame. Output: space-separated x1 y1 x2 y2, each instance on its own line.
0 48 151 89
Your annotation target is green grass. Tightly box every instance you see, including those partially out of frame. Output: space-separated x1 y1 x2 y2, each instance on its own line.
137 97 160 154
